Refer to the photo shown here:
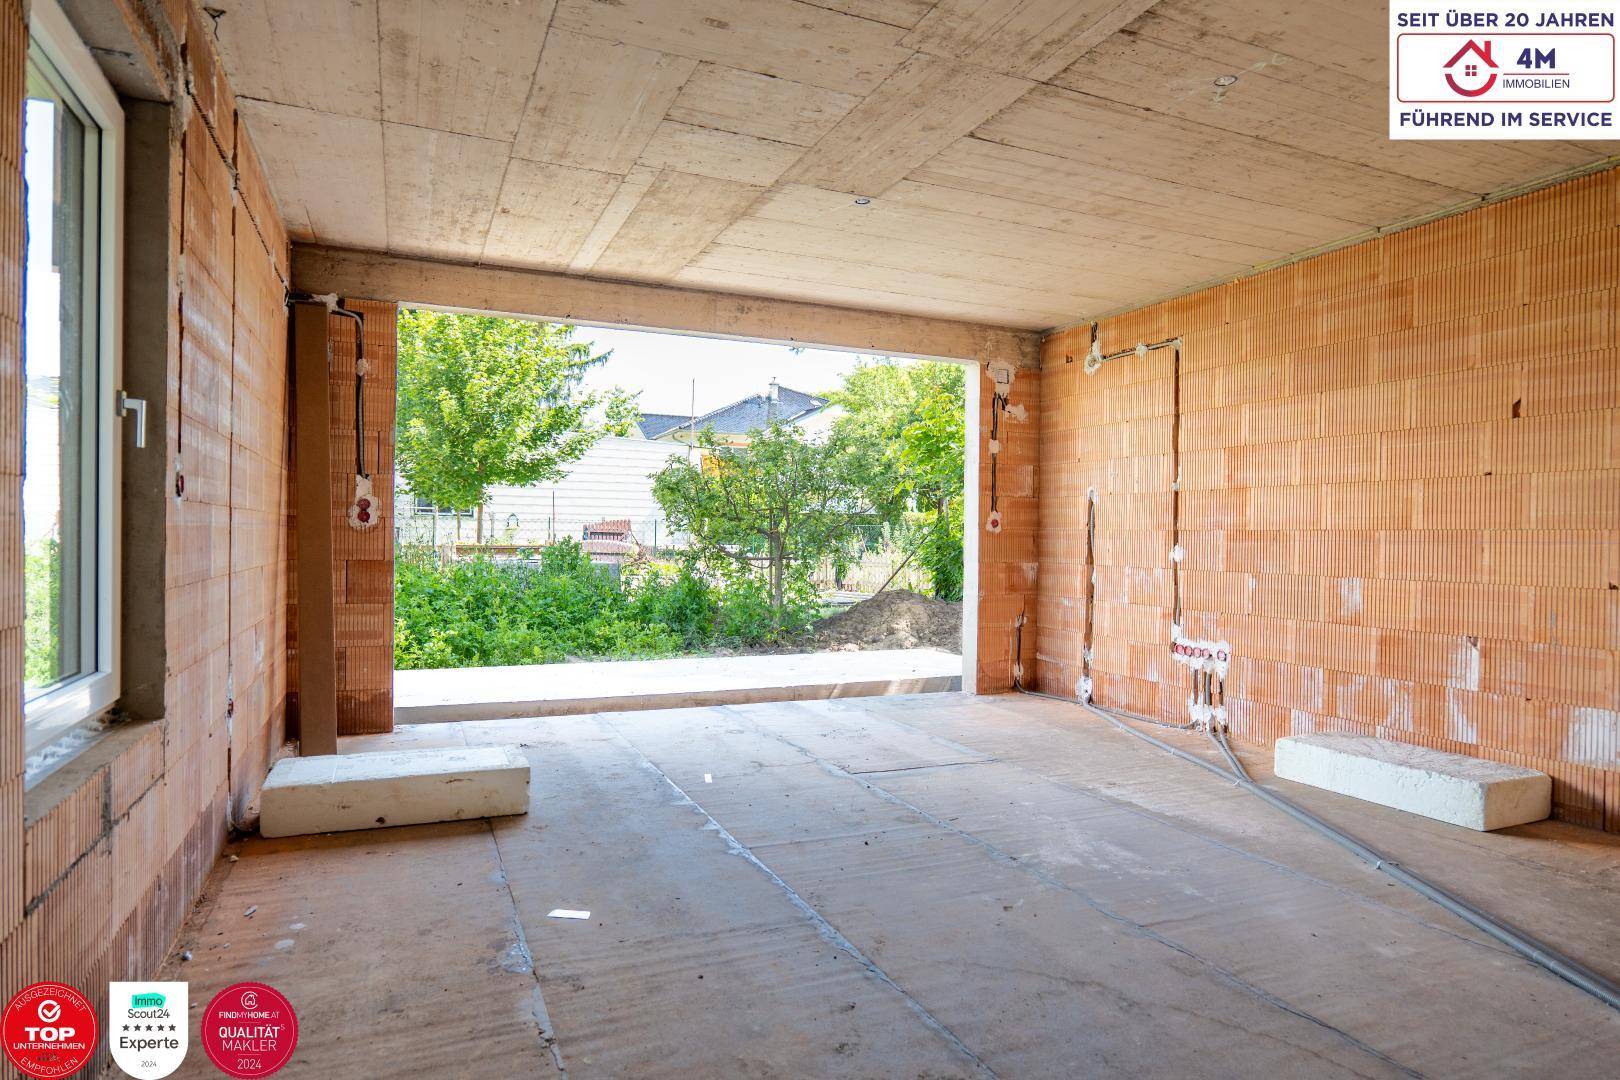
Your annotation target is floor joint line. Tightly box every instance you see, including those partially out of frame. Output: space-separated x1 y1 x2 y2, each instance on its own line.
599 715 1000 1079
719 705 1425 1080
486 819 570 1077
846 697 1520 958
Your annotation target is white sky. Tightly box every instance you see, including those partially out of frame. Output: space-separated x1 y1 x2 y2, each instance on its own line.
570 325 884 417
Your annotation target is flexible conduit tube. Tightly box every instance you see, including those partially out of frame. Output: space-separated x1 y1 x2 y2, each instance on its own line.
1016 687 1620 1013
329 302 367 478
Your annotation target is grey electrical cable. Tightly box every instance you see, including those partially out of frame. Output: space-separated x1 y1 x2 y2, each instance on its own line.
1015 687 1620 1013
1013 681 1196 732
329 302 367 478
1209 723 1246 778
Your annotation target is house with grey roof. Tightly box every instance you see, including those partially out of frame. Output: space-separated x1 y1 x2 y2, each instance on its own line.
636 380 838 447
398 382 837 555
634 413 691 439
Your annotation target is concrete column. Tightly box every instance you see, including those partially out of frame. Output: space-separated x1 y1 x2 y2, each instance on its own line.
292 303 338 755
117 100 174 721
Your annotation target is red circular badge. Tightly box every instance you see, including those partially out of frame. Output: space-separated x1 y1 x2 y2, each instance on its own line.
3 981 97 1078
201 982 298 1078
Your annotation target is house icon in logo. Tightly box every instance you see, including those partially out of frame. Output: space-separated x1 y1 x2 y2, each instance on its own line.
1444 39 1498 97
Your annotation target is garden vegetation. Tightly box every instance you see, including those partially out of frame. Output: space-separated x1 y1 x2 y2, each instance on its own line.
393 316 967 670
394 539 813 670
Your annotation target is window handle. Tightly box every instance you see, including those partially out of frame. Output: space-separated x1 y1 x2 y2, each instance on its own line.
117 391 147 449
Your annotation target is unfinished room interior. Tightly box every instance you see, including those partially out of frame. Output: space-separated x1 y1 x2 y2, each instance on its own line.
1 0 1618 1076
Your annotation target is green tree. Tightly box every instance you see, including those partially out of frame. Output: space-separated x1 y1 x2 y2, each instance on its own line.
824 359 965 599
652 423 866 629
396 309 636 540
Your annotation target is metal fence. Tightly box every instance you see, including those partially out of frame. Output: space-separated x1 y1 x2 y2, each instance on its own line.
395 510 681 551
809 549 931 596
396 510 941 597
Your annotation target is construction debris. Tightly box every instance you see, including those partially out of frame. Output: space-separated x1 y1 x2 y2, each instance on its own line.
811 591 961 653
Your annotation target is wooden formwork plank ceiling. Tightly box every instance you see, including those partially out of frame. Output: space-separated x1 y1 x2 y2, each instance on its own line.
216 0 1617 331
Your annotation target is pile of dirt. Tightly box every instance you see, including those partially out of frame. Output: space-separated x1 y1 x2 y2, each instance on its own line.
811 590 962 653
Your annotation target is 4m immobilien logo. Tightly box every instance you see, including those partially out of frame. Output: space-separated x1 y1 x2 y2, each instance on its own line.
1390 1 1617 138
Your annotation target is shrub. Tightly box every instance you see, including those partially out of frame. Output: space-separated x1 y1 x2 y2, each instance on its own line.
711 566 820 645
916 502 964 602
397 540 837 669
24 538 59 687
625 564 718 651
394 541 685 669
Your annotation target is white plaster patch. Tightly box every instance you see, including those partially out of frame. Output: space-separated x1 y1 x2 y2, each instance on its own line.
1385 686 1413 732
1445 694 1479 745
1562 708 1620 767
274 939 295 951
1452 637 1482 691
1338 578 1363 617
1188 697 1213 727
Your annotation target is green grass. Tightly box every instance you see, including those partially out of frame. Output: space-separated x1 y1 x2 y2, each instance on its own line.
393 539 820 670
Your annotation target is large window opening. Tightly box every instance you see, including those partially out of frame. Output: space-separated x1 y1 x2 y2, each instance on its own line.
23 0 121 754
392 314 969 716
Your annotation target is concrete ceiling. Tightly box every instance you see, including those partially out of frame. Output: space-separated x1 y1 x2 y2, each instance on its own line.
212 0 1616 331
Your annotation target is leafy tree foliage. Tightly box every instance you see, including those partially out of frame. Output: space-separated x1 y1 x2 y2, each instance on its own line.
652 423 866 629
396 309 637 539
824 359 965 599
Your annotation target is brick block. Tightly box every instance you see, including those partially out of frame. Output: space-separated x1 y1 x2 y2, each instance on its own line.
346 559 394 604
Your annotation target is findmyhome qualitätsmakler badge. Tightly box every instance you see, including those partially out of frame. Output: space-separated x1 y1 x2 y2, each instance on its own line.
108 983 187 1079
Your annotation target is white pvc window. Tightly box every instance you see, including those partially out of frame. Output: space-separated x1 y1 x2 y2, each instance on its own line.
23 0 122 754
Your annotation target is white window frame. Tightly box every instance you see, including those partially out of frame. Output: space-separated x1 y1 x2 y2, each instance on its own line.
23 0 123 754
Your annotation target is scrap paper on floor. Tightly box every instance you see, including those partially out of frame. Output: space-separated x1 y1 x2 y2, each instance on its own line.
547 909 591 920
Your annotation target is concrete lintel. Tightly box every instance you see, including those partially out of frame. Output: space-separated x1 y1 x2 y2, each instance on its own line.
1274 734 1552 831
291 244 1040 369
60 0 176 102
259 746 531 838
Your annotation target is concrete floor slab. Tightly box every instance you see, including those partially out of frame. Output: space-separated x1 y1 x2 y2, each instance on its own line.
168 693 1620 1078
165 823 560 1078
393 648 962 723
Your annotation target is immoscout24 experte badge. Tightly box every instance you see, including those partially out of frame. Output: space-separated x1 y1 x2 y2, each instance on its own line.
109 983 187 1079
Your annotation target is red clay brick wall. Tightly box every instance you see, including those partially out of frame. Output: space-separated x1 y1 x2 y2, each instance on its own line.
225 110 294 821
1 0 294 1063
976 364 1040 693
0 0 26 996
1038 167 1619 830
327 301 397 735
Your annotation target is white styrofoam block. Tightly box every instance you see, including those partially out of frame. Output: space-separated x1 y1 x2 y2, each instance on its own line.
260 747 530 838
1273 734 1549 831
